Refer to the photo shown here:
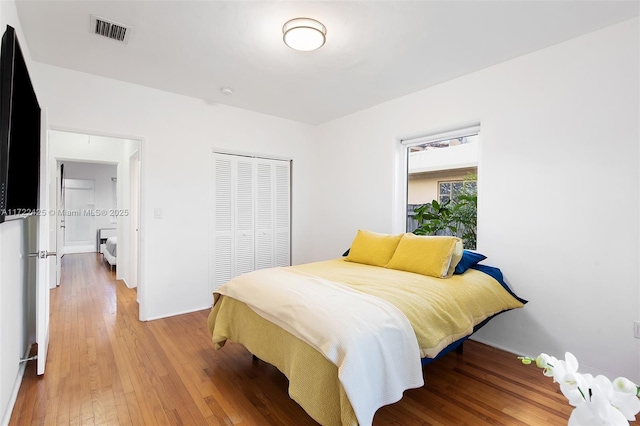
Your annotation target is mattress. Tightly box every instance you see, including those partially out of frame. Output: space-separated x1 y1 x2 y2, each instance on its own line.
208 258 525 425
105 236 117 256
104 236 117 266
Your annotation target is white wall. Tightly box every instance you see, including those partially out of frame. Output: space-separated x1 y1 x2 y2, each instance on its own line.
32 63 318 321
0 1 40 423
315 18 640 381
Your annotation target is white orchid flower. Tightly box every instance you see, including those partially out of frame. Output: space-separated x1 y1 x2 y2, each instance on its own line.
536 353 552 368
554 352 579 383
536 353 557 377
613 377 639 396
604 379 640 421
524 352 640 425
587 375 640 421
568 392 629 426
610 390 640 421
562 373 593 407
552 353 586 403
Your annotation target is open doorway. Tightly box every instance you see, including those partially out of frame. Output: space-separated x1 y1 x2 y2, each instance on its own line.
48 130 142 300
60 162 118 256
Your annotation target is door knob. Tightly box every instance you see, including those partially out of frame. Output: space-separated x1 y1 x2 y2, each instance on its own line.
29 251 57 259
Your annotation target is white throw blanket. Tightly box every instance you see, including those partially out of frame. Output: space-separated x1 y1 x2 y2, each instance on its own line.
215 267 424 426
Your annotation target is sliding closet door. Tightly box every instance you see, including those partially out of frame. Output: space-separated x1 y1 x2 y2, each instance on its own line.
254 159 291 270
212 153 290 290
235 158 255 275
212 153 256 288
255 161 274 270
213 154 234 289
274 161 290 267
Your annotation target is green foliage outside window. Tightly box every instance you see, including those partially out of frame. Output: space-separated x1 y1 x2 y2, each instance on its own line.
413 173 477 249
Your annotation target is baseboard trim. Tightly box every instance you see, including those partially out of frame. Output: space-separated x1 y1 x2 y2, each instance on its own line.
1 344 32 426
122 278 140 290
469 336 521 356
63 245 95 254
144 305 211 322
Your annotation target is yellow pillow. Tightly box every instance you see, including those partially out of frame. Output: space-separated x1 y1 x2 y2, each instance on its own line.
445 238 464 278
345 229 403 267
385 234 462 278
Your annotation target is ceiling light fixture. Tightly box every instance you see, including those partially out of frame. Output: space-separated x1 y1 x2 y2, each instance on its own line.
282 18 326 52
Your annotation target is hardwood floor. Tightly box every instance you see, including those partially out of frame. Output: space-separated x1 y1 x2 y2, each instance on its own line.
9 253 633 425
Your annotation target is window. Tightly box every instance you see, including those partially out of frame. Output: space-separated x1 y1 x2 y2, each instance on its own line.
438 179 477 204
402 125 479 249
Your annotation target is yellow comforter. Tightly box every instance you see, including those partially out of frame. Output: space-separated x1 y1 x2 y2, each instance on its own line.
207 258 524 425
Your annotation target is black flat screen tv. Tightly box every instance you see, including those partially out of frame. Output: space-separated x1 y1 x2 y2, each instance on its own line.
0 25 41 223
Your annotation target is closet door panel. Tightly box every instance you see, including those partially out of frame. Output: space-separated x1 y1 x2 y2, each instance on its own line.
255 161 274 270
274 161 291 267
235 158 255 276
213 155 234 289
213 236 233 288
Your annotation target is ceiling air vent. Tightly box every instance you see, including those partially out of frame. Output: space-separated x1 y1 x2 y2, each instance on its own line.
90 15 131 44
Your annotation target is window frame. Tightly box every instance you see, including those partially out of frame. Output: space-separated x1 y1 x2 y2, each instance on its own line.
393 122 480 235
438 179 477 204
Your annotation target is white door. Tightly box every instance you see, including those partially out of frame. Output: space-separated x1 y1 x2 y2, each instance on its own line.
63 178 96 253
48 158 59 289
36 109 52 375
55 162 65 286
234 157 255 276
254 158 291 269
212 154 234 290
212 154 256 289
254 161 273 270
273 161 291 267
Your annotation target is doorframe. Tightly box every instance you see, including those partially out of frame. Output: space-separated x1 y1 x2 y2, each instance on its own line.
61 177 97 254
128 150 140 292
47 126 147 320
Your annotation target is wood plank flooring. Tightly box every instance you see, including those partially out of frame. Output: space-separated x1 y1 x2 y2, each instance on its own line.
9 253 631 425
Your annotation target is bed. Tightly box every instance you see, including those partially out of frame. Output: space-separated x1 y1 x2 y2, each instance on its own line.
207 231 526 426
103 236 117 269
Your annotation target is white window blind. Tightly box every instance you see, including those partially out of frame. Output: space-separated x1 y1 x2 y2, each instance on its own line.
401 123 481 148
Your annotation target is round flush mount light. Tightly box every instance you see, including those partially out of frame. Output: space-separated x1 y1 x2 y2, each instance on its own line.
220 87 233 95
282 18 326 51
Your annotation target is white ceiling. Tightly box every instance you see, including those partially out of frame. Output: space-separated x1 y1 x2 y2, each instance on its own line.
15 1 640 125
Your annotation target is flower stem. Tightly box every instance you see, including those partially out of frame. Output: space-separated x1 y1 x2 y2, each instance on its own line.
576 387 590 401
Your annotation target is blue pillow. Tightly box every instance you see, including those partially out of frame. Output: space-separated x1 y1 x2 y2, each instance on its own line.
454 250 487 274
